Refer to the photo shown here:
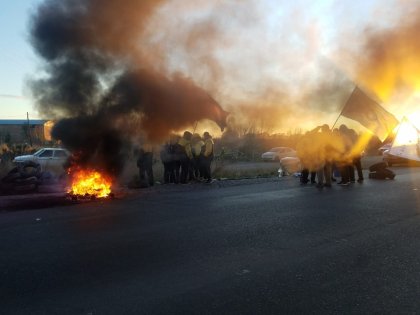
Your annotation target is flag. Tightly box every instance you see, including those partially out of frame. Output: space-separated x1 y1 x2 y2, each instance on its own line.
341 87 399 141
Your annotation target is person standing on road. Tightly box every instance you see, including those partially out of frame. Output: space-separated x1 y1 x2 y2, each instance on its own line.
350 129 364 183
297 128 319 185
315 124 334 188
171 135 182 184
178 131 193 184
337 124 353 186
202 132 214 183
191 133 204 180
160 140 174 184
137 144 154 187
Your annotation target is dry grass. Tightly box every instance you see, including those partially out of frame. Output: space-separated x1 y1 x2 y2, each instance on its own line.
119 159 279 187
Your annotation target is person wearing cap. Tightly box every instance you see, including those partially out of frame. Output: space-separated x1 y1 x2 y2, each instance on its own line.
202 131 214 183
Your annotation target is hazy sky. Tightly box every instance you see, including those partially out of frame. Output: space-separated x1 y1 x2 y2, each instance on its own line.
0 0 41 119
1 0 419 130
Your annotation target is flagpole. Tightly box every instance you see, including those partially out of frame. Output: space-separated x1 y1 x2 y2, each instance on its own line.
331 86 357 130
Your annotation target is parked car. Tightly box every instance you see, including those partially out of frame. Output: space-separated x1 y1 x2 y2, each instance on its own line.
382 150 407 166
378 143 392 155
382 149 420 166
13 148 70 172
261 147 297 161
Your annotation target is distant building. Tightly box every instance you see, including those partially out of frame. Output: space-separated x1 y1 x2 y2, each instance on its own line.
0 120 53 144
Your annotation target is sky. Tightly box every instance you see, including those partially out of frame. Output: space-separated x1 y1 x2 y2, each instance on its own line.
0 0 41 119
0 0 419 132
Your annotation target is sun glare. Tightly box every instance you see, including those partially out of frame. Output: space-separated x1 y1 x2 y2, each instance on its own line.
407 111 420 129
393 119 419 146
394 91 420 129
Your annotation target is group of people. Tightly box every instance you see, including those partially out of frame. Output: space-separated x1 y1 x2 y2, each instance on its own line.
136 131 214 187
297 124 364 188
137 124 366 189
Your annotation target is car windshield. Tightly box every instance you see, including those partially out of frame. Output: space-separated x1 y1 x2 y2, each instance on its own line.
33 149 45 156
269 148 282 152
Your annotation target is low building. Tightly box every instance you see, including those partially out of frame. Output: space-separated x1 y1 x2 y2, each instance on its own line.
0 120 53 144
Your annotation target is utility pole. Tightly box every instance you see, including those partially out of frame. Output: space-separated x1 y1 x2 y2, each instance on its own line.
27 112 32 146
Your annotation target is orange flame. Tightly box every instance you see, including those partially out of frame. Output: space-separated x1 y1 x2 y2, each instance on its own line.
68 169 112 198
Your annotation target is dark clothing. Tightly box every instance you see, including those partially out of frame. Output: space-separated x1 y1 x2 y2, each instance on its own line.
160 144 175 184
201 155 213 181
368 163 395 179
180 159 190 184
348 164 355 182
353 156 363 180
301 169 316 184
202 137 214 182
173 160 181 184
174 143 190 184
338 164 352 184
163 161 177 184
137 151 154 187
171 143 184 184
191 156 202 179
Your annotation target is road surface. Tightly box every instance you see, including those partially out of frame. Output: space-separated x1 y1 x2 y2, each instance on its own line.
1 167 420 314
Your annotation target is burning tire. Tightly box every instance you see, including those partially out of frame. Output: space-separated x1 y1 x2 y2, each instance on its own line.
13 176 39 193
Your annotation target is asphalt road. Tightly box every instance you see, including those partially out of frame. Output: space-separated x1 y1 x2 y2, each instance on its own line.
1 167 420 314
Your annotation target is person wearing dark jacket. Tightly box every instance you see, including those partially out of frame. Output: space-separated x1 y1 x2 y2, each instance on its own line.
160 141 174 184
178 131 193 184
300 169 316 184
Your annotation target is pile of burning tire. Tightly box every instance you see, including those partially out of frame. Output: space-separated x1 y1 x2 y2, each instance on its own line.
0 161 66 194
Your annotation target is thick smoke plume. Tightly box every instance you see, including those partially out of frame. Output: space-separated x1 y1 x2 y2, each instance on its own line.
30 0 228 175
332 1 420 116
354 5 420 101
30 0 420 176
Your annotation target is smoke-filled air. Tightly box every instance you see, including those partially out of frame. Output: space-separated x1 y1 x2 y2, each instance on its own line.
28 0 420 175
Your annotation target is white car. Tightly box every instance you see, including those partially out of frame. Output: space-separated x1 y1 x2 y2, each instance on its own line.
378 143 392 155
13 148 70 172
261 147 297 161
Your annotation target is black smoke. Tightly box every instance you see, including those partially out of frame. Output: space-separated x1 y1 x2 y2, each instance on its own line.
29 0 227 176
